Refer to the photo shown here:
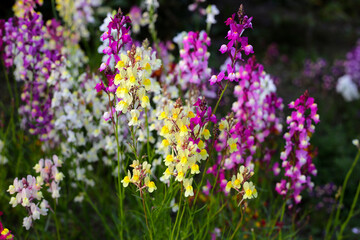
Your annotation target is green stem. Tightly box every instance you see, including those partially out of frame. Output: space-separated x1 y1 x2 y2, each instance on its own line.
279 201 286 240
141 191 153 240
230 207 244 240
53 200 61 240
171 186 183 240
330 150 360 237
2 60 13 101
268 200 285 237
145 108 151 162
175 199 187 240
338 180 360 239
83 191 117 238
213 80 229 115
51 0 58 20
114 113 124 239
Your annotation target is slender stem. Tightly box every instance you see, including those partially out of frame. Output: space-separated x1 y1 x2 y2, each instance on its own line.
330 150 360 237
141 191 153 240
83 191 117 238
2 61 13 101
51 0 58 20
230 207 244 240
213 80 229 115
113 113 124 239
145 108 151 162
175 199 187 240
268 200 285 237
279 201 286 240
338 180 360 239
53 200 61 240
171 186 183 240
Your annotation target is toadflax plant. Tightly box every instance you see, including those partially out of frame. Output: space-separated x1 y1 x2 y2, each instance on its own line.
8 155 64 230
276 91 320 205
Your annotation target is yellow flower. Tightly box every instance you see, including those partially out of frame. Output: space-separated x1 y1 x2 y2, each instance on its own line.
197 140 205 149
161 125 170 135
191 164 200 174
116 60 125 69
188 111 195 118
130 160 140 168
227 138 238 153
114 74 123 85
158 111 167 120
200 149 208 160
219 120 229 131
163 166 174 180
180 156 188 165
141 95 150 108
202 128 211 140
162 139 170 148
225 181 232 192
116 100 129 113
165 155 174 166
183 178 194 197
243 181 257 199
145 177 157 193
143 78 151 91
122 175 131 187
128 110 140 126
144 62 151 72
180 124 188 136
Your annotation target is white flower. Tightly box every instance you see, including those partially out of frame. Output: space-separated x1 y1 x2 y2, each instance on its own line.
128 110 140 126
23 216 32 230
206 5 219 24
336 75 360 101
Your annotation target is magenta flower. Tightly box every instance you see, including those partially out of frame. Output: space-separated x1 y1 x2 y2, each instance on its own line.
276 91 320 204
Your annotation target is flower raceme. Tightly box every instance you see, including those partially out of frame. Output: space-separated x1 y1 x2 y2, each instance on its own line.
113 45 161 119
122 160 157 193
275 91 319 204
207 57 283 193
158 97 216 197
8 155 64 230
209 5 254 85
225 165 257 205
98 9 132 76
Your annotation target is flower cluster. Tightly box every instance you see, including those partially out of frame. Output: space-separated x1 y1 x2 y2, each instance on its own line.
1 11 66 141
275 91 319 204
209 5 254 85
33 155 65 199
0 212 14 240
178 31 211 89
112 45 161 119
98 9 132 75
122 160 157 193
225 165 258 204
55 0 101 40
12 0 43 17
207 57 283 193
8 155 64 229
159 97 216 197
52 72 119 196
